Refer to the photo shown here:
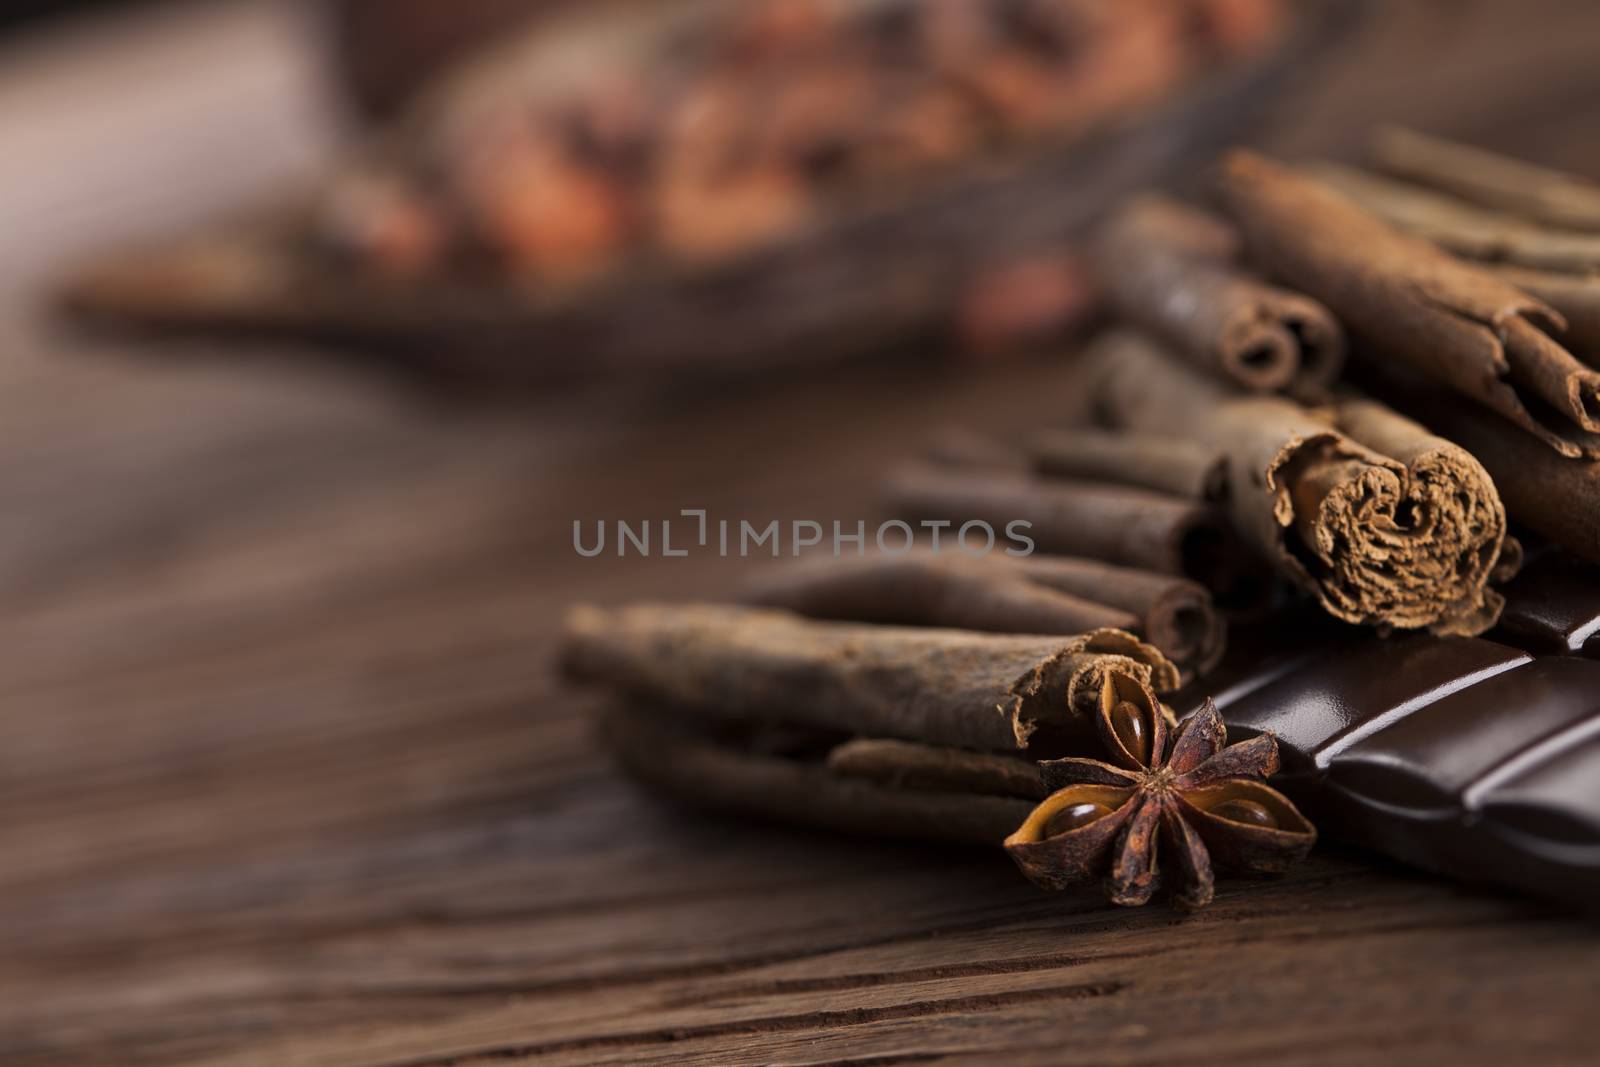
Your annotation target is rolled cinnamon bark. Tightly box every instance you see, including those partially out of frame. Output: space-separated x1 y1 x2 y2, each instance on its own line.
563 603 1177 754
1218 151 1600 459
1368 375 1600 565
601 707 1035 845
1016 555 1225 675
1028 428 1227 501
1372 126 1600 233
1091 331 1508 635
1092 194 1344 394
825 738 1049 801
745 549 1225 680
922 427 1029 471
1490 266 1600 361
1492 534 1525 584
1312 163 1600 274
746 551 1136 635
883 464 1239 589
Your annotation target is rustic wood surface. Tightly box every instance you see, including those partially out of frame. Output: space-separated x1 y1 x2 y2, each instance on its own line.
3 3 1600 1065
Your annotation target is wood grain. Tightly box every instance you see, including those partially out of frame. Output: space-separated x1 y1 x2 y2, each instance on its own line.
3 2 1600 1065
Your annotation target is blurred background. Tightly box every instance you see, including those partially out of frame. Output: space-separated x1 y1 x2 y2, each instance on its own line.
4 1 1600 1062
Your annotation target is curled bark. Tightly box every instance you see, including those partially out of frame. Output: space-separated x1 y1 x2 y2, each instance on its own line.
745 549 1224 680
825 738 1049 801
1312 163 1600 274
1490 265 1600 362
1011 555 1224 675
1028 427 1227 501
922 427 1030 471
563 602 1176 754
883 463 1243 593
1090 331 1507 635
1492 534 1525 585
601 706 1035 845
1372 125 1600 233
1368 374 1600 565
1092 194 1344 394
745 550 1136 635
1218 151 1600 459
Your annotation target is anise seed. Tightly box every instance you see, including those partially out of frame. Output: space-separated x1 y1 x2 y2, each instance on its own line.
1211 797 1278 828
1044 800 1111 837
1109 699 1150 764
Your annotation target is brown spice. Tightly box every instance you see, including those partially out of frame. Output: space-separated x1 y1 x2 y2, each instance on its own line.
745 549 1225 681
825 737 1049 801
1091 331 1508 635
1372 125 1600 233
1009 556 1225 676
1092 194 1344 393
922 427 1030 471
1367 371 1600 565
315 172 444 279
884 463 1244 592
653 164 813 265
1312 163 1600 275
457 129 631 282
1490 265 1600 362
602 706 1036 845
1217 151 1600 458
1028 427 1227 501
746 550 1136 634
1005 670 1315 910
563 603 1176 754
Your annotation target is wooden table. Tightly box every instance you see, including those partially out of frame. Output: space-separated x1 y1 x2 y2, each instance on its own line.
3 3 1600 1064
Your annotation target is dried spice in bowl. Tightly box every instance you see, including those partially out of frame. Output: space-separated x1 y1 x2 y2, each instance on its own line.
59 0 1344 385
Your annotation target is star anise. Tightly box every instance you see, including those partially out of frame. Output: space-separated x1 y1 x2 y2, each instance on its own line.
1005 669 1316 911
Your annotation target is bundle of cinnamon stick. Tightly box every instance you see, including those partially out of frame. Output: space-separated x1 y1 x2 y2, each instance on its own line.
1285 130 1600 564
1063 131 1600 634
564 602 1175 846
561 129 1600 908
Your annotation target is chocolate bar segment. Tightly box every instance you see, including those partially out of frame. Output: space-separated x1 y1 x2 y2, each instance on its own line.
1497 551 1600 657
1214 634 1528 773
1189 623 1600 906
1477 735 1600 852
1332 657 1600 810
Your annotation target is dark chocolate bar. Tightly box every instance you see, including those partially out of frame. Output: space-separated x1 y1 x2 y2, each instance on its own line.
1498 550 1600 658
1179 611 1600 907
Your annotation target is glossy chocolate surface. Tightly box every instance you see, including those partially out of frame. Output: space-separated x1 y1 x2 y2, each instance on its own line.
1498 550 1600 657
1178 561 1600 907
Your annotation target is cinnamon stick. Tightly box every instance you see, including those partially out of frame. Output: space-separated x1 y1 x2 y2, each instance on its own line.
746 550 1135 634
745 549 1224 680
1312 162 1600 274
1490 266 1600 361
1028 428 1227 501
563 603 1177 754
923 427 1030 471
1092 194 1344 393
883 463 1241 590
1015 555 1225 676
825 738 1049 801
601 707 1035 845
1091 331 1508 635
1217 151 1600 459
1493 534 1525 584
1372 125 1600 233
1366 373 1600 565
